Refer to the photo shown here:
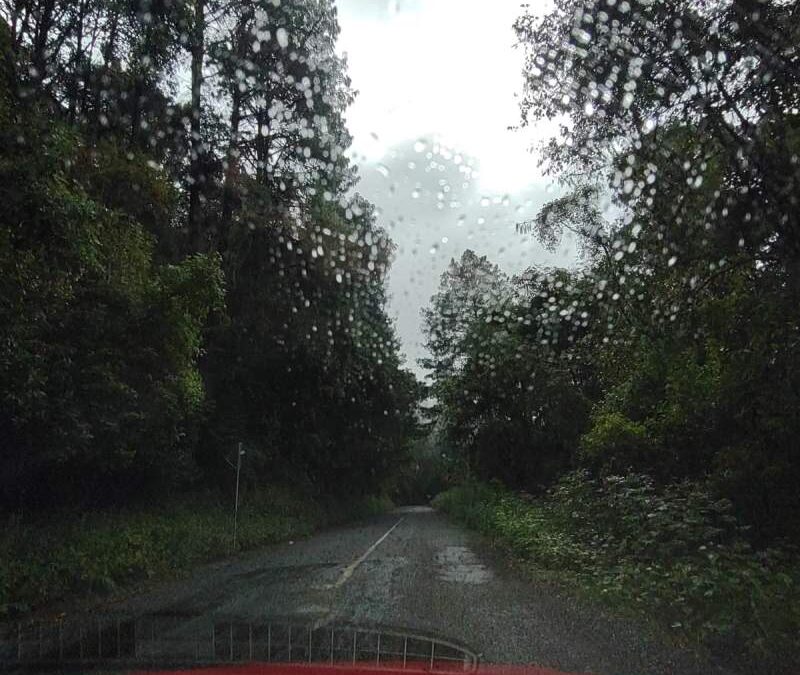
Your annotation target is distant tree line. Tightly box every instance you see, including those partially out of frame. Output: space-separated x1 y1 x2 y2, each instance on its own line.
0 0 419 510
423 0 800 545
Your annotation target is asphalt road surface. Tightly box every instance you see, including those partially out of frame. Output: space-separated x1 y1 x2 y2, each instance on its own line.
107 506 735 675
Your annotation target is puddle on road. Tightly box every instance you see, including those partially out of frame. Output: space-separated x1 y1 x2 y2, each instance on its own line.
434 546 493 584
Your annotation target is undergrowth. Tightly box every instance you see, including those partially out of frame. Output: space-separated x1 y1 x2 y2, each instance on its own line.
0 487 392 618
433 473 800 669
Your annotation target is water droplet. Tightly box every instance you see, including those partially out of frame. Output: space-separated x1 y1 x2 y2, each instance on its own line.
572 27 591 45
276 27 289 48
622 92 634 109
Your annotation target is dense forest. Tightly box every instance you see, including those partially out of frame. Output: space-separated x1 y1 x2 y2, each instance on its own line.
1 0 800 662
0 0 419 512
425 0 800 547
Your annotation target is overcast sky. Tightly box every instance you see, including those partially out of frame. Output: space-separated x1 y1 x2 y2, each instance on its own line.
335 0 578 376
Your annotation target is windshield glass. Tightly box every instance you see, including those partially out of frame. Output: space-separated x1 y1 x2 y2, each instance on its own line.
1 1 799 674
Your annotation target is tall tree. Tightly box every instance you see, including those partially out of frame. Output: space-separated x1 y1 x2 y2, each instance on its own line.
188 0 205 249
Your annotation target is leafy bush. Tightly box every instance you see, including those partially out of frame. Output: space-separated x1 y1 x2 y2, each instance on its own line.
392 435 448 505
434 475 800 667
0 486 389 618
351 494 396 519
580 411 654 474
0 119 225 508
432 482 500 531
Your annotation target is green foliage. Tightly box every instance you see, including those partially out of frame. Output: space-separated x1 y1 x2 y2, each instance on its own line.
0 112 226 506
391 433 449 505
0 489 304 614
1 0 418 514
423 0 800 557
423 6 800 665
0 486 392 617
432 482 501 531
423 254 590 491
580 411 653 473
342 494 396 520
502 0 800 544
436 477 800 667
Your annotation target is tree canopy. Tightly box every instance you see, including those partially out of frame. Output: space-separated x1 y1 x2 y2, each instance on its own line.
423 0 800 544
0 0 419 509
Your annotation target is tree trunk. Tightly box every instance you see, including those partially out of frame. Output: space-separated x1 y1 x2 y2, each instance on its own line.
31 0 57 82
221 18 247 233
102 7 118 67
221 83 241 233
188 0 205 252
256 109 269 185
67 0 90 124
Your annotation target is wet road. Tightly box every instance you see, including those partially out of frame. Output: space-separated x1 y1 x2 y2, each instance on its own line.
110 506 734 675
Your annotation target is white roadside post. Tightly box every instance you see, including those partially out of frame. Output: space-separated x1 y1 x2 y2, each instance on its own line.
229 442 246 552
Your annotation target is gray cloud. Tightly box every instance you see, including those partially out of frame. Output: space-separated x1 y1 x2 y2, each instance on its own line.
352 138 577 375
335 0 575 376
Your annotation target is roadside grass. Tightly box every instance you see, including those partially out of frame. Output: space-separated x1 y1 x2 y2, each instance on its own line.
433 474 800 670
0 487 393 619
